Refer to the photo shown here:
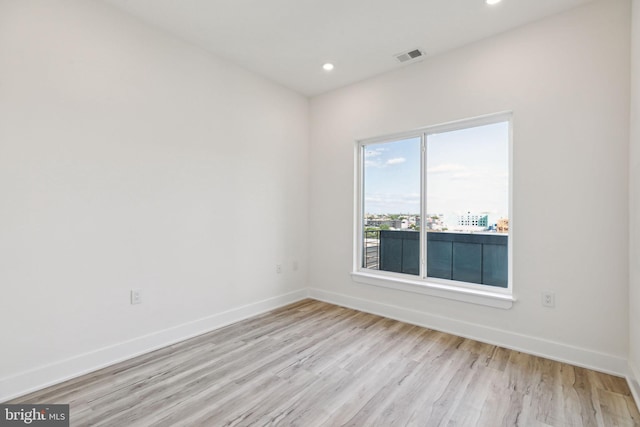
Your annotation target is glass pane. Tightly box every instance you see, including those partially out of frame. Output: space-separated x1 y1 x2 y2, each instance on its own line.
362 137 421 275
426 121 509 287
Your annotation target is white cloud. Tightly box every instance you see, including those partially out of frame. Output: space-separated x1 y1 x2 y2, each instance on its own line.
364 147 388 158
451 172 473 180
365 193 420 203
386 157 406 165
427 163 466 174
365 155 407 169
364 193 420 214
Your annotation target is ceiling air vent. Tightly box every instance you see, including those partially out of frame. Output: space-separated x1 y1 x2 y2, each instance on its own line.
395 48 424 63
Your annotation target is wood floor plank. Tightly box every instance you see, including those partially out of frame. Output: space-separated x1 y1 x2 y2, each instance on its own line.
7 299 640 426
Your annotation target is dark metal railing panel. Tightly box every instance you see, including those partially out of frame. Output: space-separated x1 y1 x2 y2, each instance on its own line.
426 240 452 280
427 232 507 245
429 232 508 287
379 230 419 275
371 230 508 287
481 243 508 287
452 242 482 284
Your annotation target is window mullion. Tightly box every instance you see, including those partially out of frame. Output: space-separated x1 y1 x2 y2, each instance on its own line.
420 134 427 279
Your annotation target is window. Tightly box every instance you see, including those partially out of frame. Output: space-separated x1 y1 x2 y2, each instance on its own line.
354 113 513 308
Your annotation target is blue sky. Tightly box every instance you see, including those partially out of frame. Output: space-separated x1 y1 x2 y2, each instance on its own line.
364 137 421 214
363 121 509 224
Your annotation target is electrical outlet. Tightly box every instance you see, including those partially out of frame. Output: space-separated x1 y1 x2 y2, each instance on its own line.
541 291 555 308
131 289 142 305
276 264 282 274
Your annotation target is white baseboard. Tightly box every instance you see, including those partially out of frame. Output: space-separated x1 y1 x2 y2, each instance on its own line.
628 362 640 410
307 288 628 377
0 289 308 403
3 287 631 403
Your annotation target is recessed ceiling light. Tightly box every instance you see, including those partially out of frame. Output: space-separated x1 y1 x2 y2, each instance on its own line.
486 0 502 4
323 63 334 71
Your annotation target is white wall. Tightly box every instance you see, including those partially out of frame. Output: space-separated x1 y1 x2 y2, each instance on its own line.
630 0 640 396
309 0 631 374
0 0 309 400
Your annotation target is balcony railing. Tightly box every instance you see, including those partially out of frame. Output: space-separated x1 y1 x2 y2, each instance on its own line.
363 230 508 288
363 230 380 269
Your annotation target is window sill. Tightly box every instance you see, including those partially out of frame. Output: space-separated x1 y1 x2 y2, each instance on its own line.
350 271 514 309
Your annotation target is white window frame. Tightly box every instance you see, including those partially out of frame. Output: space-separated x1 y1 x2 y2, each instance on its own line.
352 112 515 309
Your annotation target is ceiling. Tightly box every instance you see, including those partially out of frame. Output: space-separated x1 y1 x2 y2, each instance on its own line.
103 0 595 97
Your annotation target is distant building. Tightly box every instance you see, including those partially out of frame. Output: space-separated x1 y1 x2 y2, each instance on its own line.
425 216 445 231
497 218 509 234
365 219 403 229
457 213 488 228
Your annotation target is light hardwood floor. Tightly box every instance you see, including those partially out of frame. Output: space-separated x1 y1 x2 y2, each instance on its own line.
10 299 640 426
